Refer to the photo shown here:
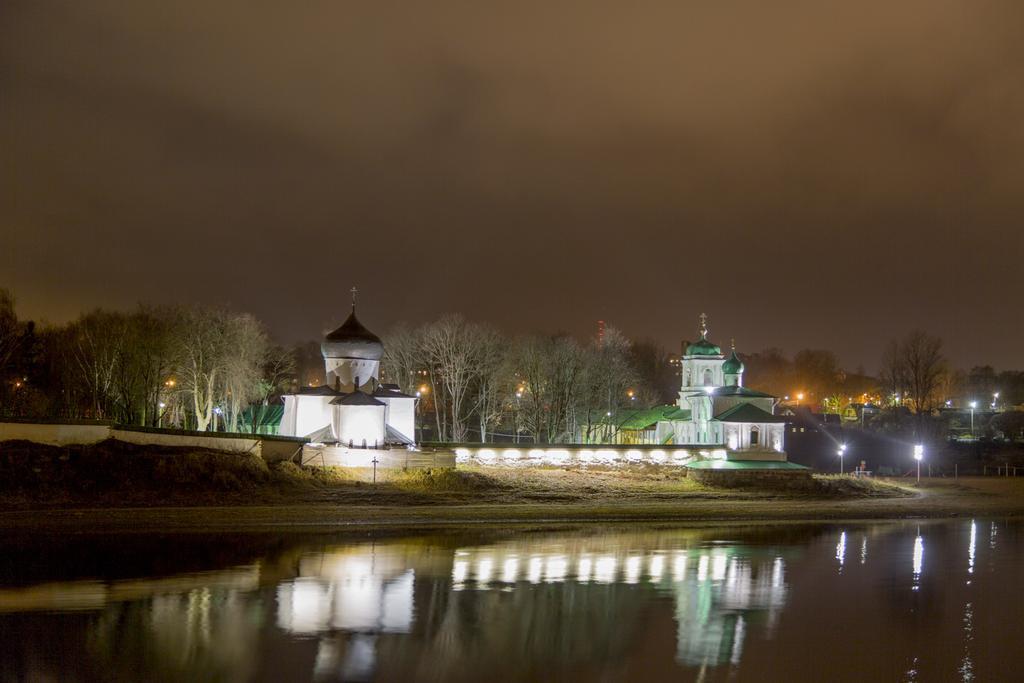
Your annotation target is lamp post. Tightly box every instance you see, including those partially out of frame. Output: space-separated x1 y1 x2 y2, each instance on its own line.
838 443 847 474
913 444 924 484
969 401 977 437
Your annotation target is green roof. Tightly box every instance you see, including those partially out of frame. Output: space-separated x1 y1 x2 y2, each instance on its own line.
687 459 809 470
711 385 775 398
713 403 787 423
685 338 722 356
598 405 691 430
722 350 744 374
240 404 284 426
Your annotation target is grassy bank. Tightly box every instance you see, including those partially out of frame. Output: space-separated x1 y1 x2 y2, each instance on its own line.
2 440 1023 532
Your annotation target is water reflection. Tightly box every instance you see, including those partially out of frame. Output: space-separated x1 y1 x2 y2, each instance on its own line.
0 520 1021 682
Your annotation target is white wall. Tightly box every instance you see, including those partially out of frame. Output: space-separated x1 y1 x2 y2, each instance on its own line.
334 404 385 448
0 422 111 446
324 358 380 392
379 397 415 444
279 395 334 438
112 429 262 455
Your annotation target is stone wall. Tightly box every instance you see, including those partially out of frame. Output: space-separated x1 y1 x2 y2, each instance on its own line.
687 467 813 489
300 444 455 470
0 420 113 446
0 420 308 462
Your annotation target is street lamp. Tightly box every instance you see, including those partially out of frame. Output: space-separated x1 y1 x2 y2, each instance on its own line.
913 444 924 484
838 443 847 474
969 401 977 437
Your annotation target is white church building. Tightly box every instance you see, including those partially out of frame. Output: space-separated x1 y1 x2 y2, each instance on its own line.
278 295 416 448
655 314 787 457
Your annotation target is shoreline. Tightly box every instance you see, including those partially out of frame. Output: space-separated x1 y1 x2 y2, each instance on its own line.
4 477 1023 534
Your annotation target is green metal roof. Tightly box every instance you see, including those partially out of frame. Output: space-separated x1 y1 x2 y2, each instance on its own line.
685 338 722 356
722 350 744 374
687 459 809 470
713 403 788 423
595 405 691 430
240 404 284 426
711 385 775 398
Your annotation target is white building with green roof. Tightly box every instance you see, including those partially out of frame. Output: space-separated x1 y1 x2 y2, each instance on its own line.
657 313 788 461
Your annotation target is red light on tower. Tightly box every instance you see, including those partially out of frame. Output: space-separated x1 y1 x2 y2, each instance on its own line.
597 319 606 345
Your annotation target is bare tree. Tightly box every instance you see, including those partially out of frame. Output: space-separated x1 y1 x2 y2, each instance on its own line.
68 310 132 419
419 315 494 442
172 306 233 432
470 327 506 443
0 289 22 375
381 323 424 395
246 344 295 433
512 335 586 443
878 339 905 413
900 329 946 417
221 313 271 432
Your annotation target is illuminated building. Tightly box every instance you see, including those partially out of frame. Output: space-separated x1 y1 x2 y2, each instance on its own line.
656 313 788 458
278 290 415 446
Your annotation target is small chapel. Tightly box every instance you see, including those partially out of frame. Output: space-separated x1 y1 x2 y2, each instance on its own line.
654 313 787 455
277 290 416 447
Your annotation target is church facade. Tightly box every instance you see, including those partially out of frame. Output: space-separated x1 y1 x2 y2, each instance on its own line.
654 314 787 457
278 293 416 448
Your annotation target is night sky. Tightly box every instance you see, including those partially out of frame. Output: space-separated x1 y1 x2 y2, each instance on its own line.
2 1 1022 370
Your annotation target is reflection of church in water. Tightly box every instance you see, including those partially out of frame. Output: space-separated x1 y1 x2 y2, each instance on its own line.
270 535 791 679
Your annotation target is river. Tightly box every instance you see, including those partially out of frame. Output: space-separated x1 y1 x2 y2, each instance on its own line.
0 519 1018 681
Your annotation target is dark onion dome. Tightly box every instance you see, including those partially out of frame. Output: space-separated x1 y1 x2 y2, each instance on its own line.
685 338 722 356
722 350 744 374
322 309 383 360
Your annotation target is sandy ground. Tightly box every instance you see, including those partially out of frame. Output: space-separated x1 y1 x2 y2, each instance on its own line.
2 474 1022 534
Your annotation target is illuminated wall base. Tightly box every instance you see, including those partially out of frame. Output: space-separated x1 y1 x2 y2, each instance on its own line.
301 445 455 470
451 446 739 467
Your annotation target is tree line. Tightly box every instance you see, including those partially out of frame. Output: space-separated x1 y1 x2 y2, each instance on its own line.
0 289 292 431
380 315 645 443
4 286 1020 441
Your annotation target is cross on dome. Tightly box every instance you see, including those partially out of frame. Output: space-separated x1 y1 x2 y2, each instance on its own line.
350 286 358 310
698 312 709 340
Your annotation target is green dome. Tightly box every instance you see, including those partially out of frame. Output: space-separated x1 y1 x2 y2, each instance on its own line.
723 350 744 374
685 338 722 356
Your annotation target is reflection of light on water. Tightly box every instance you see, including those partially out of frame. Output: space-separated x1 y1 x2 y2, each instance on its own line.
649 555 664 583
545 556 568 583
594 556 617 584
836 531 847 569
452 560 468 587
959 601 975 682
625 556 642 584
712 553 728 582
697 555 709 582
912 534 924 590
990 522 997 550
502 557 519 584
968 521 976 578
476 558 493 587
861 536 868 565
731 615 746 665
577 556 593 583
277 553 415 636
527 556 543 584
673 553 688 582
772 557 784 588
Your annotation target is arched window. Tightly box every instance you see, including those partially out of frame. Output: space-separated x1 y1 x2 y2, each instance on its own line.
750 426 760 447
703 368 713 386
